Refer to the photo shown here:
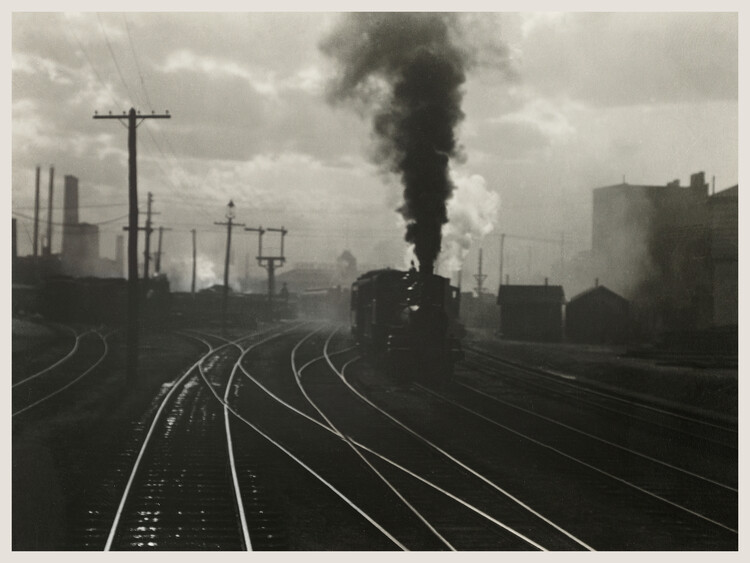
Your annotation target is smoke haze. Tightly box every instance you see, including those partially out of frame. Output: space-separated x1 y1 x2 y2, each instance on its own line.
321 13 470 274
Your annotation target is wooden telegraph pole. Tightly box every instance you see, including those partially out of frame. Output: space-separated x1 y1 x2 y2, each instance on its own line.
191 229 197 299
498 232 505 289
246 226 288 317
33 166 40 261
215 201 245 333
94 108 171 385
45 166 54 257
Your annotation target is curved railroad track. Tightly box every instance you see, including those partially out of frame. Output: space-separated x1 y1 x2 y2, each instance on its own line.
102 329 263 550
12 329 112 418
340 343 737 550
228 323 590 550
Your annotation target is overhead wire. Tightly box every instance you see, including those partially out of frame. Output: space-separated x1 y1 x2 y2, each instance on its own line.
108 13 218 226
97 12 142 109
12 210 132 228
63 16 122 109
122 14 153 110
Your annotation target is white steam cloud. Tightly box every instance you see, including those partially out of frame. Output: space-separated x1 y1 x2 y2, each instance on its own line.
164 254 238 292
438 172 500 275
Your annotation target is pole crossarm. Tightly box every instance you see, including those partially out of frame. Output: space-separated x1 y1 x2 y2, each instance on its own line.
93 111 171 120
247 226 289 302
215 222 247 228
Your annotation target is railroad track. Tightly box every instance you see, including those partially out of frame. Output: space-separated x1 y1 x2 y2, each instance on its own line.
102 322 379 551
464 346 737 447
460 347 738 488
101 329 268 550
340 347 737 550
231 324 590 550
12 328 112 418
12 323 79 385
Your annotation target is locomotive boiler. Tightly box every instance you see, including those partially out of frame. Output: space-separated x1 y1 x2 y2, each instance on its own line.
350 266 464 381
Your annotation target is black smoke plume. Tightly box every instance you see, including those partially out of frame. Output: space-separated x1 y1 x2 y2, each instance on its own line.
321 13 469 274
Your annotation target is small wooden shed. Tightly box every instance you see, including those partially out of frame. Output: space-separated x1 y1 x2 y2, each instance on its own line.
566 285 629 344
497 283 565 342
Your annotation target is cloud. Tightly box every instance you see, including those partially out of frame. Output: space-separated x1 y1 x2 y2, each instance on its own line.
521 12 737 107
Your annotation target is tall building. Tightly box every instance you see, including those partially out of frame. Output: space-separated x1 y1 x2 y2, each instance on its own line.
591 171 735 334
708 185 738 327
60 174 123 278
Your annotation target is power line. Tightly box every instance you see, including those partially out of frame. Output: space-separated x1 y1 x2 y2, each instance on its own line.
63 15 121 108
97 12 141 108
122 14 153 110
14 202 128 211
12 210 131 227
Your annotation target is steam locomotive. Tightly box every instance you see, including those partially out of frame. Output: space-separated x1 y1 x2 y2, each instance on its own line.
350 266 464 381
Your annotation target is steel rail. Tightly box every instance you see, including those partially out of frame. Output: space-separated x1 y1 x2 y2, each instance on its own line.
200 324 407 551
416 383 737 534
12 330 110 418
453 380 736 492
13 327 89 388
329 349 595 551
464 355 735 450
192 326 299 551
103 329 259 551
465 347 737 433
271 349 547 551
293 327 456 551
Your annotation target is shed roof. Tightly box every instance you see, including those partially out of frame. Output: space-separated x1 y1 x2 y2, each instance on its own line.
497 284 565 305
568 284 628 305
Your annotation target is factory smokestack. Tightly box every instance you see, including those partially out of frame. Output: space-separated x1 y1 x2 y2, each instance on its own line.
62 175 79 258
322 13 469 274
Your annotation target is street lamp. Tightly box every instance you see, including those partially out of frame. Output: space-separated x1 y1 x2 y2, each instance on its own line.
226 199 235 220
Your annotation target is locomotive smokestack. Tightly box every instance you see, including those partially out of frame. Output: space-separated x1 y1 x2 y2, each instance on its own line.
322 13 469 275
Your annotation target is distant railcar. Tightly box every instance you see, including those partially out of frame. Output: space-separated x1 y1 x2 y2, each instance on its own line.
38 276 168 325
299 286 348 321
351 268 463 381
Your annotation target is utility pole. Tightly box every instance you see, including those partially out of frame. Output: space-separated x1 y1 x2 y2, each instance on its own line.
191 229 197 299
94 107 171 385
143 192 156 282
260 227 287 301
122 193 160 287
474 248 487 295
246 226 287 317
498 233 505 288
559 231 565 285
154 225 172 275
45 166 54 257
33 166 40 261
215 200 245 332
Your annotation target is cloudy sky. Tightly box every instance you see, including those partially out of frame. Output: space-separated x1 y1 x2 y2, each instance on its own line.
11 11 738 292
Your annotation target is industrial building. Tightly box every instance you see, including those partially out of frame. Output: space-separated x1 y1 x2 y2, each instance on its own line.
708 185 738 327
60 175 123 278
591 171 737 337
